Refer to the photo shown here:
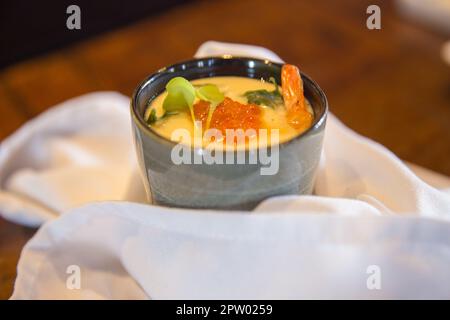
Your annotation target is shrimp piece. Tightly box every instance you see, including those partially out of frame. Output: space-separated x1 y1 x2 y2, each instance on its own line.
281 64 313 131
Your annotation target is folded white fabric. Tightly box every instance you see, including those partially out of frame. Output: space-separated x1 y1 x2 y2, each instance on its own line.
0 92 146 226
4 41 450 299
11 202 450 299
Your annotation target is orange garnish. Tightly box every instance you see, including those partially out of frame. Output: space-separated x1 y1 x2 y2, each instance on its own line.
193 100 210 128
208 98 262 145
210 98 261 133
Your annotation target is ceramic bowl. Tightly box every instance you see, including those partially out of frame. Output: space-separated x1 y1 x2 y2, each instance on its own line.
131 57 328 210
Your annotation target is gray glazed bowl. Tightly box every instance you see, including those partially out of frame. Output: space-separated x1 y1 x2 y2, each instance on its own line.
131 57 328 210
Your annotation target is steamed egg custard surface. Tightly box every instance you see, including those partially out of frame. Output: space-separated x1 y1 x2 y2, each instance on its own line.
145 76 314 149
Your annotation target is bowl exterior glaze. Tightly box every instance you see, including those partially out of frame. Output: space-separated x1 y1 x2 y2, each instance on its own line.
131 57 328 210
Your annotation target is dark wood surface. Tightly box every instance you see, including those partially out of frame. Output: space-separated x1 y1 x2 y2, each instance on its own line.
0 0 449 299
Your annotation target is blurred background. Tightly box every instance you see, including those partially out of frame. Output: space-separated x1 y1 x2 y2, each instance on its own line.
0 0 449 298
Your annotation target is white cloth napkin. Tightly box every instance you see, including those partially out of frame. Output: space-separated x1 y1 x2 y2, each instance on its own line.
3 41 450 299
11 202 450 299
0 92 146 227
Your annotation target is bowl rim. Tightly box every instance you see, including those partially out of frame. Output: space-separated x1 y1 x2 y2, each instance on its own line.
130 56 328 150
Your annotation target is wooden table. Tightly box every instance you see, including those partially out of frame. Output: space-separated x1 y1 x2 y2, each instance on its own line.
0 0 449 299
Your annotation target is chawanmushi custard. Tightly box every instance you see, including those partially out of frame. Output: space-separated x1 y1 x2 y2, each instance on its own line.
145 64 314 146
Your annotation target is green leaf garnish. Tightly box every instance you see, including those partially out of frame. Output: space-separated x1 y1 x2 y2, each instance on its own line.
163 77 196 123
160 110 179 119
158 77 225 130
196 84 224 130
146 108 157 125
146 109 178 125
243 77 283 108
196 84 224 104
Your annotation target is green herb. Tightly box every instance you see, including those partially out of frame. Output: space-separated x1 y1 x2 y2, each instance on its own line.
161 77 225 130
163 77 196 124
243 77 283 108
160 110 179 119
146 109 178 125
196 84 224 104
193 83 214 88
196 84 224 130
146 108 157 125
